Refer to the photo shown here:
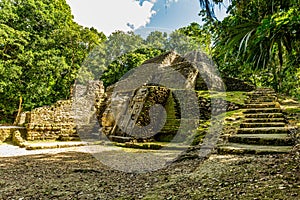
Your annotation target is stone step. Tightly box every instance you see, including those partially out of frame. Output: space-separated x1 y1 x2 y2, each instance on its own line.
256 87 274 90
244 103 277 108
109 136 134 143
243 118 286 123
249 96 277 100
240 122 286 128
249 99 275 103
228 134 294 146
76 125 100 140
237 127 291 134
250 88 275 93
250 98 277 102
253 88 275 92
114 142 189 150
243 108 281 114
250 99 277 103
217 143 293 155
249 92 276 96
244 113 284 118
250 93 276 96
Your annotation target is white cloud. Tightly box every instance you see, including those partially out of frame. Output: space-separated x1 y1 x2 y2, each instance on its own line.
66 0 156 36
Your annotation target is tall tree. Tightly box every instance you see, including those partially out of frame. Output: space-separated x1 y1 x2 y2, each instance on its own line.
78 30 145 84
105 31 144 64
166 29 201 55
0 0 105 119
145 31 168 50
178 22 213 54
101 47 165 87
211 0 300 96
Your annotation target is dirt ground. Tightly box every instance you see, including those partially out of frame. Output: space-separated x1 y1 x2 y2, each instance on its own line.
0 147 299 200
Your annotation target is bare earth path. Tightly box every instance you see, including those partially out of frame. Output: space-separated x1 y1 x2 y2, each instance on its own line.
0 148 299 199
0 143 94 157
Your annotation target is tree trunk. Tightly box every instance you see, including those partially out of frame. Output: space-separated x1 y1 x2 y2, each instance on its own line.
13 96 22 126
277 42 283 92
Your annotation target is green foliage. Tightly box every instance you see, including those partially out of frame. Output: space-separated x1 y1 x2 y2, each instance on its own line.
105 31 144 62
166 29 200 55
80 23 211 88
208 0 300 98
101 48 165 87
178 22 213 54
78 30 146 84
0 0 105 116
145 31 168 49
198 0 224 20
0 0 224 122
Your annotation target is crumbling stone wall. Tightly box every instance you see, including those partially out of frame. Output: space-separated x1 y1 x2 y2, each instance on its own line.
73 81 106 140
24 81 105 141
198 97 241 120
25 100 78 141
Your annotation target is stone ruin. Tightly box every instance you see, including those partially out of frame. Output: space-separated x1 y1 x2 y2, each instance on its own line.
4 51 254 144
96 51 254 143
17 81 106 141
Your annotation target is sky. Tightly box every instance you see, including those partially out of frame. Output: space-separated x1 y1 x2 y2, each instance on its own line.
66 0 228 36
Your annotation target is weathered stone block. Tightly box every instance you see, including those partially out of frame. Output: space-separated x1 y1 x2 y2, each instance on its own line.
12 130 25 147
0 128 11 142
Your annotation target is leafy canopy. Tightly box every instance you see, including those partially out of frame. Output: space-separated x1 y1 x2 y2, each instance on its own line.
0 0 105 117
201 0 300 98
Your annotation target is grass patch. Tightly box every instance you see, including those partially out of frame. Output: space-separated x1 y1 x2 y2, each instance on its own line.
197 91 248 105
216 109 244 121
283 107 300 113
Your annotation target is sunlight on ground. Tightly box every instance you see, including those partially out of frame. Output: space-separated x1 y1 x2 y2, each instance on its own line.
208 154 242 163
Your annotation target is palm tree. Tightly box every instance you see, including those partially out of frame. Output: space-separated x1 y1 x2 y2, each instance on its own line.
212 0 300 93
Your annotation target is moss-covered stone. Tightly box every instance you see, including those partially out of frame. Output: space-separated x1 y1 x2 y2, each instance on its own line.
191 129 207 146
228 134 294 146
217 143 293 155
12 130 26 147
240 122 286 128
243 108 281 114
237 127 291 134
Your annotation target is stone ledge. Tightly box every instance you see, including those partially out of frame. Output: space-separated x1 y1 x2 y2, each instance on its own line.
24 141 87 150
217 143 293 155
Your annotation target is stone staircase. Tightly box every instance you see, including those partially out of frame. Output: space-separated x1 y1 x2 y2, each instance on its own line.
218 88 295 154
